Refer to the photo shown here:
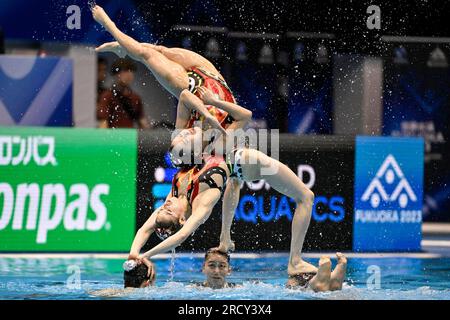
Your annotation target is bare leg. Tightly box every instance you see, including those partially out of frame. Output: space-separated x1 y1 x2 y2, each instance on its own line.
96 42 166 61
96 41 223 80
218 179 240 252
157 47 223 79
240 149 316 275
330 252 347 291
95 42 128 58
308 256 331 292
92 5 189 98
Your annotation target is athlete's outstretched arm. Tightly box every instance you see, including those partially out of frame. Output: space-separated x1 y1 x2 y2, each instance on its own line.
128 208 159 258
128 193 172 258
139 189 221 259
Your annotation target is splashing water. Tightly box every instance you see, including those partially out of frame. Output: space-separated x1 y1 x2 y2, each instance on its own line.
1 255 450 300
168 249 176 282
88 0 96 11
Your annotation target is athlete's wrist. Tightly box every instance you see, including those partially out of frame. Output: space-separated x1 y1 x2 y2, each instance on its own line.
207 97 218 105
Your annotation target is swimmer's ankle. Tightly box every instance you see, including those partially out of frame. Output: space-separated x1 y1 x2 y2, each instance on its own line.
288 259 316 276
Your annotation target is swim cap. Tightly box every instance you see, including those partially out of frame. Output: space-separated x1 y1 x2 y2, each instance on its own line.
123 259 137 272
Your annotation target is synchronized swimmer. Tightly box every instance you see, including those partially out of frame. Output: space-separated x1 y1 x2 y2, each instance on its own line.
91 5 347 292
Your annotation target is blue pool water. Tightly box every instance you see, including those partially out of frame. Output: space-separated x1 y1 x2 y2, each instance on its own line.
0 255 449 300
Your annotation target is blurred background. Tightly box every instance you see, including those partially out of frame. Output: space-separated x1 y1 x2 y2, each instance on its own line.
0 0 449 253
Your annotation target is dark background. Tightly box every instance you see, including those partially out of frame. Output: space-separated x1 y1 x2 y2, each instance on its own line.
137 131 354 252
1 0 449 49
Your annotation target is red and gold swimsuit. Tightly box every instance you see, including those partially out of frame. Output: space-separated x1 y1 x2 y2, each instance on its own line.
171 154 228 205
186 67 236 129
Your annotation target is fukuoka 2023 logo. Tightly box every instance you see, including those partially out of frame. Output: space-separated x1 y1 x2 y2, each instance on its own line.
361 154 417 209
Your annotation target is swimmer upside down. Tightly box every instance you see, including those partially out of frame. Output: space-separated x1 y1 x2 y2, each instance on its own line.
126 93 324 288
92 4 250 252
91 4 243 135
91 4 347 291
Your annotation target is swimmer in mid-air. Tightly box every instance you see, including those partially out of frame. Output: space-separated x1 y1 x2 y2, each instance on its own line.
92 5 249 255
91 4 244 135
91 5 333 289
125 91 316 283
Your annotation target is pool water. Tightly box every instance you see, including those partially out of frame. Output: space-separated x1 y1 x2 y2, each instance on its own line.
0 255 449 300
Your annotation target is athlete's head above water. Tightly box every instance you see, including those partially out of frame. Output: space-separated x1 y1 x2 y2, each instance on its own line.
154 197 187 240
123 263 154 288
202 248 231 289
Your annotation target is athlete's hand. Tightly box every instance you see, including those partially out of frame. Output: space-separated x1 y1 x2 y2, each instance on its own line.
197 87 218 106
141 258 156 283
127 253 139 261
128 255 156 281
95 42 127 58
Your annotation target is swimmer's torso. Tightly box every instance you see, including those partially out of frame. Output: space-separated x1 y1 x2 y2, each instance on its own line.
171 154 229 206
187 67 236 130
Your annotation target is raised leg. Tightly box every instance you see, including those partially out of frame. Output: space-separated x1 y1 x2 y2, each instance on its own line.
308 256 331 292
157 47 222 78
92 5 189 98
218 178 241 252
97 42 224 82
329 252 347 291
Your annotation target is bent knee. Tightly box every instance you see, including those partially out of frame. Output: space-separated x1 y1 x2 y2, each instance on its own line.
297 189 314 205
138 44 153 60
305 190 315 204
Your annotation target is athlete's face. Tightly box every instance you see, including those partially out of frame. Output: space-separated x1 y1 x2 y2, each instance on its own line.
202 253 230 289
161 197 184 219
155 197 185 237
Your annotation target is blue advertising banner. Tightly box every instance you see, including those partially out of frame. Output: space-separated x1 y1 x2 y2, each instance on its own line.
354 136 424 252
0 56 73 127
